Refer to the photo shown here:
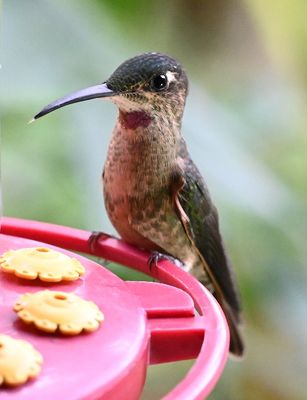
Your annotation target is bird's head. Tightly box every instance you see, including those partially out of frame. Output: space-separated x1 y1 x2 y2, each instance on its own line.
34 52 188 127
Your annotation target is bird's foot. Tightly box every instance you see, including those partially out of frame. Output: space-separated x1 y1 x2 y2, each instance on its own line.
147 251 184 270
88 231 116 254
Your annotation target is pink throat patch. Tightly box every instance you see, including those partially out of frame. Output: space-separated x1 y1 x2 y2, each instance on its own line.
119 110 152 130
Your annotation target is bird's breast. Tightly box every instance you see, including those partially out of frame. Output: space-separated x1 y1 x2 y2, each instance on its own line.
103 127 162 243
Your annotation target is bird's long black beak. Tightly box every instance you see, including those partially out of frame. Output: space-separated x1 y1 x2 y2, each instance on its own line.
33 83 116 120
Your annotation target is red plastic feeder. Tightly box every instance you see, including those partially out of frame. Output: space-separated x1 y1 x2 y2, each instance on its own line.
0 217 229 399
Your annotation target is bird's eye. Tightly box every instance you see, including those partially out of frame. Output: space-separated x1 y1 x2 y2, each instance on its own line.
150 74 168 91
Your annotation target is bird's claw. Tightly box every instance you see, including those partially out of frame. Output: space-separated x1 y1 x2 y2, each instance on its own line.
147 251 182 271
88 231 115 254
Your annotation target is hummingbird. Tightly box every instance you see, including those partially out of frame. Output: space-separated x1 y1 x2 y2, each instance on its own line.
34 52 244 356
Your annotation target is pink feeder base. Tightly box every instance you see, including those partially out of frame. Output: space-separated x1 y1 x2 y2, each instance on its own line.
0 218 229 400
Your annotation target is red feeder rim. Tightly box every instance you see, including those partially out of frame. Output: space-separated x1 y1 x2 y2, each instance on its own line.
0 217 229 399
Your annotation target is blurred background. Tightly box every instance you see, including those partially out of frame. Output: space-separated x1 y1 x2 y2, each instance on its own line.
1 0 307 398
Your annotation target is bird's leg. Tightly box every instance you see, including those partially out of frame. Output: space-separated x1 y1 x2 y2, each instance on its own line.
147 251 185 271
88 231 117 254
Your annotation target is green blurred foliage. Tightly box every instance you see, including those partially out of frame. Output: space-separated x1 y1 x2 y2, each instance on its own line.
1 0 307 399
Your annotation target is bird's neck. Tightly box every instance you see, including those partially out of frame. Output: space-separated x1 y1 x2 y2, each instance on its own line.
105 109 181 194
118 109 152 130
116 107 181 146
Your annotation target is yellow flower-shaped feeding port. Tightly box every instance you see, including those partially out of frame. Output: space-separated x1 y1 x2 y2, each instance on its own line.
14 290 104 335
0 334 43 386
0 247 85 282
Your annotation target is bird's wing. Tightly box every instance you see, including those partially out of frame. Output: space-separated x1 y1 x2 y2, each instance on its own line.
174 139 242 315
172 155 242 318
171 154 244 355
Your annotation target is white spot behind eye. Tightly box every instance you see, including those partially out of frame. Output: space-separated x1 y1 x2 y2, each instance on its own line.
166 71 176 83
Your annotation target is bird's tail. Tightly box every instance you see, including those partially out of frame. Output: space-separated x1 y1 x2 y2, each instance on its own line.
221 300 244 357
196 256 244 357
